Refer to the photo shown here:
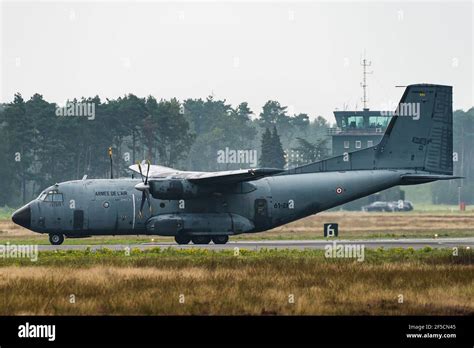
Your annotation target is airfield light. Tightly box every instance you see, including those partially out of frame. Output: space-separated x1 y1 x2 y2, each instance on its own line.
108 147 113 179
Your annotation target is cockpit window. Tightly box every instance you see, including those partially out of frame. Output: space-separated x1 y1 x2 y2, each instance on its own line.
52 193 63 202
41 190 63 202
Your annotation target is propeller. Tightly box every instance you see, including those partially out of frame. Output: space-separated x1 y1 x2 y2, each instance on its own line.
135 160 152 217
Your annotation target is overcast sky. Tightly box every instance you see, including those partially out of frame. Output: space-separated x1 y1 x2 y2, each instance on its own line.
1 0 473 122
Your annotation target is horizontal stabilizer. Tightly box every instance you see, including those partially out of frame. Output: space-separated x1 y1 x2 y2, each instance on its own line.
400 173 462 185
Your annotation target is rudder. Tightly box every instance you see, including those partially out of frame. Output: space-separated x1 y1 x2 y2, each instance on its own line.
374 84 453 174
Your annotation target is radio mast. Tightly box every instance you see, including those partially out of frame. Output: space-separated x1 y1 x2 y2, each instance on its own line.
360 54 372 110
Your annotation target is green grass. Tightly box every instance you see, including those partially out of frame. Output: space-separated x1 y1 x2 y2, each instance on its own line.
0 235 169 245
1 246 473 267
0 228 472 246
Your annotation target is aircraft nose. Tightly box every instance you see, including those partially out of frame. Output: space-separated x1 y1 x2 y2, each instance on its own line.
12 205 31 229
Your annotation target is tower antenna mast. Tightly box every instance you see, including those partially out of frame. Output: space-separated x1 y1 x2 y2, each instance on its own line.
360 53 373 110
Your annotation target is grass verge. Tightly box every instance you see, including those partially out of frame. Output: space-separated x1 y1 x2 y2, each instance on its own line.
1 247 473 315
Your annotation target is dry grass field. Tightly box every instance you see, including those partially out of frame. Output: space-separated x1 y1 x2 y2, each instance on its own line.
1 248 473 315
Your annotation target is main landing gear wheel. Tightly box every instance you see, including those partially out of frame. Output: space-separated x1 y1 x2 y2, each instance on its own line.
191 236 212 245
212 235 229 244
49 233 64 245
175 235 191 245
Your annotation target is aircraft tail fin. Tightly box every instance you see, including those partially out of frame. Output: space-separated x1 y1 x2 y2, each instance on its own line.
374 84 453 174
285 84 453 175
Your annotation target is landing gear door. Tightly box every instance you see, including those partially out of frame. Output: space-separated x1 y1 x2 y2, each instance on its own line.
73 210 84 231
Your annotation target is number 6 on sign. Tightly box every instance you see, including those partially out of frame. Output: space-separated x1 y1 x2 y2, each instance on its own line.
324 223 338 237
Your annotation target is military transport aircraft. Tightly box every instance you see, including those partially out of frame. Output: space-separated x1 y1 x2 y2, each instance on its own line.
12 84 459 245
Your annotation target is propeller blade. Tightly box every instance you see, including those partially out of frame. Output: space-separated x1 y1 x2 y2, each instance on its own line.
137 162 145 183
144 190 152 213
136 161 152 217
145 161 150 185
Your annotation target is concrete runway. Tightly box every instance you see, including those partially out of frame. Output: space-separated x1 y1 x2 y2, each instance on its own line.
37 237 474 251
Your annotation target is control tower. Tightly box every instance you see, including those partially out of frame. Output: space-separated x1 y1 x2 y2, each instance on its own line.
329 57 392 156
328 57 404 209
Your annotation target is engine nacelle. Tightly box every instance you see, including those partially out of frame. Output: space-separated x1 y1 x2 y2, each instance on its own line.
149 179 213 200
146 213 255 236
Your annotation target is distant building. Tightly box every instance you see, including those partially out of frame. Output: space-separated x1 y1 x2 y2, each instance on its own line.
284 149 304 168
329 108 391 156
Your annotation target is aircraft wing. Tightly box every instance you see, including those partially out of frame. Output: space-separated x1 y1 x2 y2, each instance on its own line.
129 163 283 185
186 168 284 186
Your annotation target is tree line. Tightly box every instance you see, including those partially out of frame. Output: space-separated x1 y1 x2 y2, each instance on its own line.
0 93 331 206
0 93 472 207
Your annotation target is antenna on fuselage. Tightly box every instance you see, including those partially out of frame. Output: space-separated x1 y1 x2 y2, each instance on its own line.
108 147 113 179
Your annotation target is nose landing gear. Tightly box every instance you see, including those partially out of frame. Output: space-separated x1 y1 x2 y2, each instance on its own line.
49 233 64 245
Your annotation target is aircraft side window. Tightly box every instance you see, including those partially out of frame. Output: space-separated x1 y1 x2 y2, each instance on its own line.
44 193 53 202
38 192 47 200
52 193 63 202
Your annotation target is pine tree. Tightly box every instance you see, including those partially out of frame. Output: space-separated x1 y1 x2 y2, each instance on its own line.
271 126 286 169
259 128 273 167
